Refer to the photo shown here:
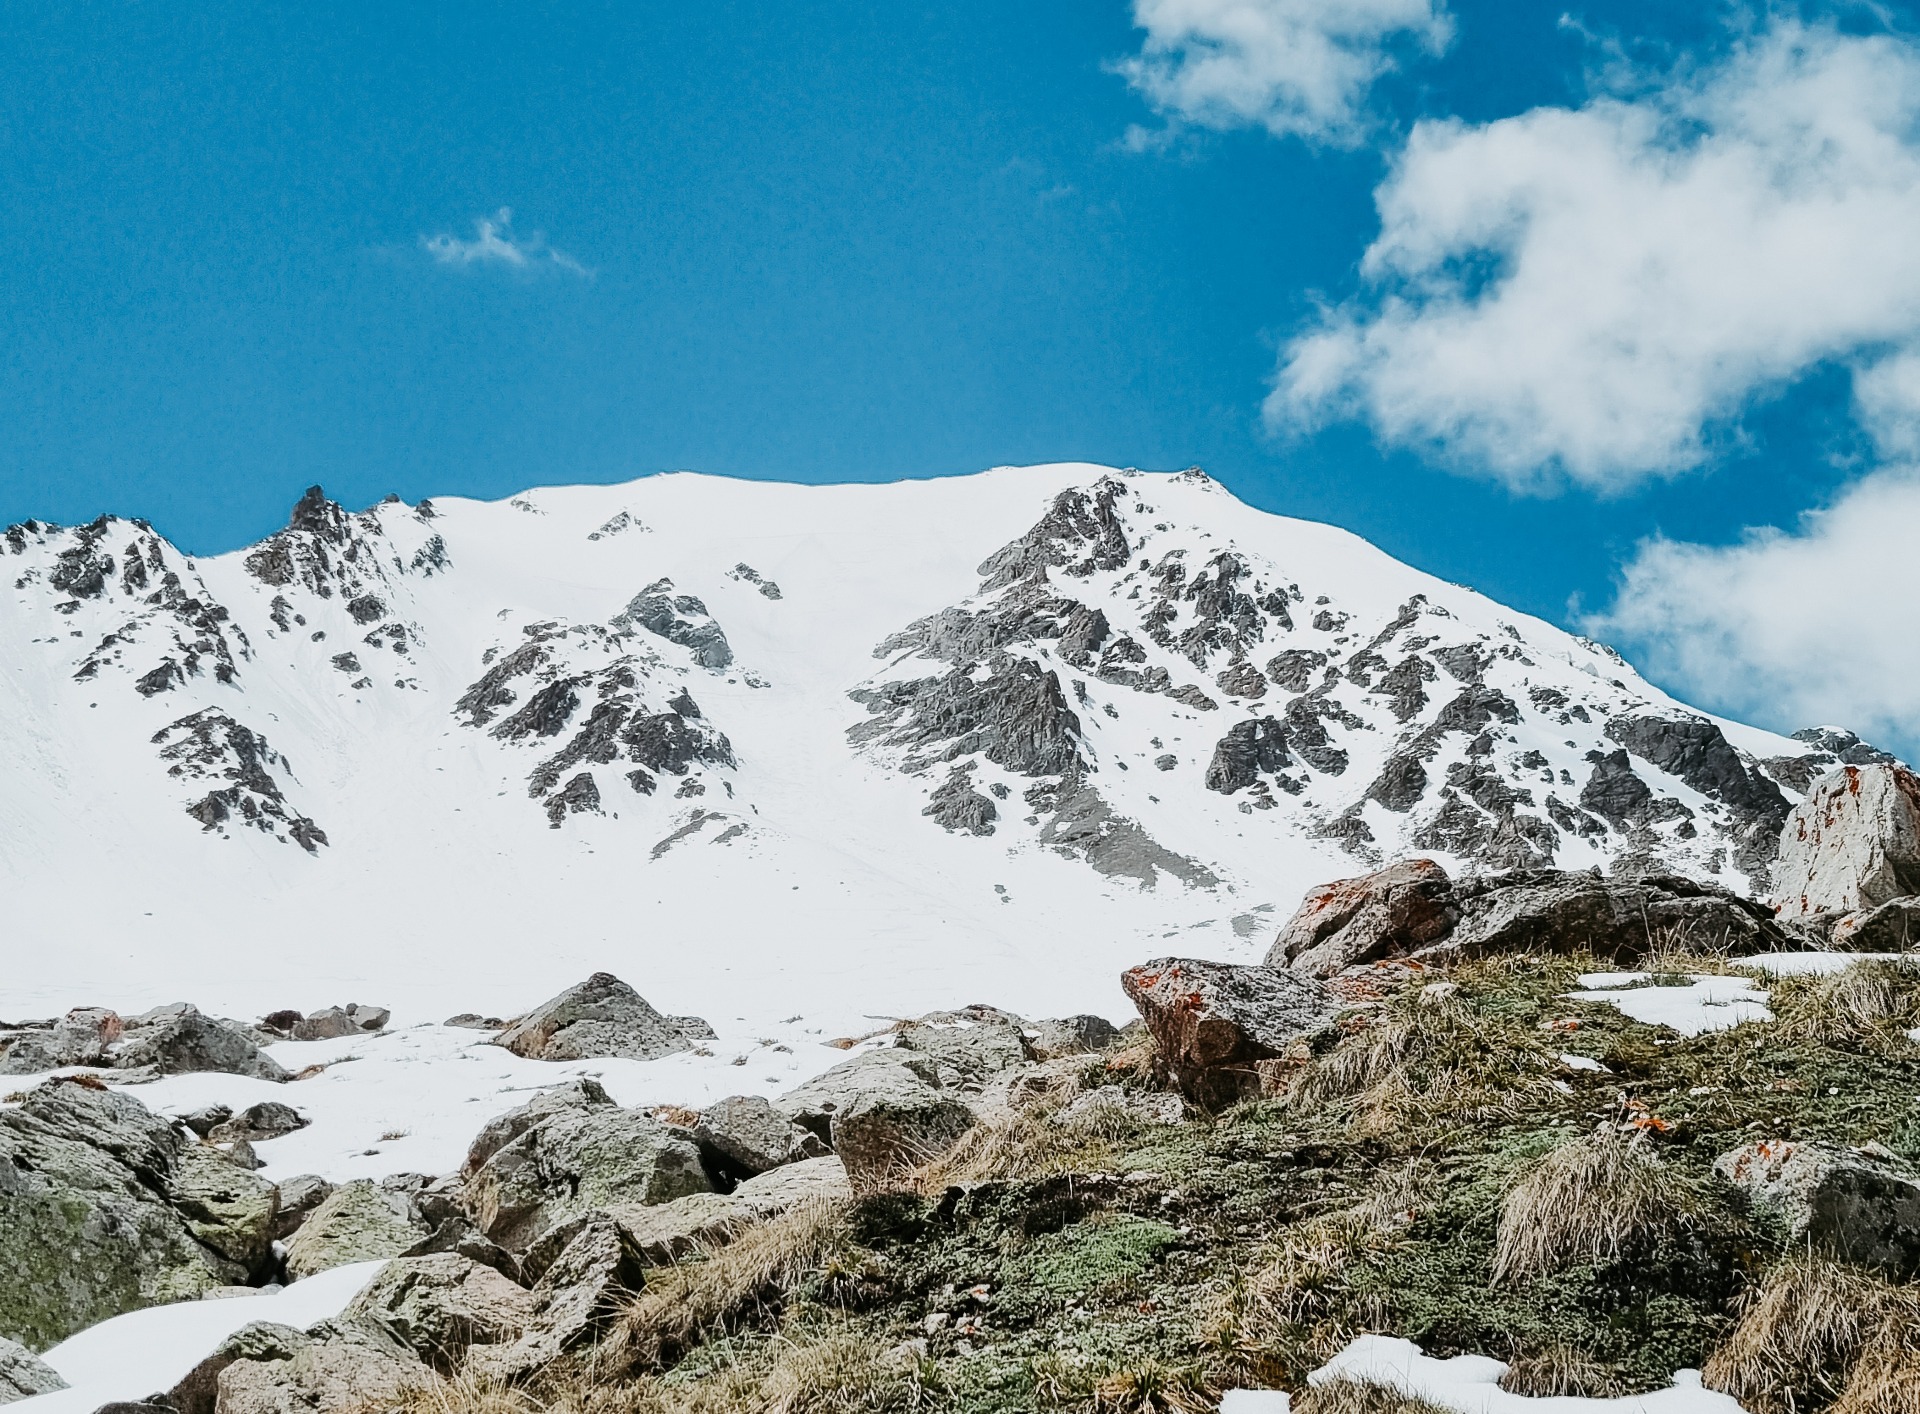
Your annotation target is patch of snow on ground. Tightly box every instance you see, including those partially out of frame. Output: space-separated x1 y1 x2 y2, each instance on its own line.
1568 972 1772 1036
13 1261 386 1414
1286 1334 1751 1412
1733 951 1909 976
1 1021 860 1184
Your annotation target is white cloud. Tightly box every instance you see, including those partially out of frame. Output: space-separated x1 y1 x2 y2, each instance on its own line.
1271 21 1920 491
1120 0 1452 146
1594 466 1920 749
421 208 591 278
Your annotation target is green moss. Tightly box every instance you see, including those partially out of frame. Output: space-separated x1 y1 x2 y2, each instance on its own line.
1011 1217 1180 1301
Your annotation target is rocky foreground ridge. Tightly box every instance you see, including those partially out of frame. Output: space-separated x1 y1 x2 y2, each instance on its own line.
11 764 1920 1411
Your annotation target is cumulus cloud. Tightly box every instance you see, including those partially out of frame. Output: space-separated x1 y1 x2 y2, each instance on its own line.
1594 467 1920 749
421 208 591 278
1271 21 1920 491
1120 0 1452 146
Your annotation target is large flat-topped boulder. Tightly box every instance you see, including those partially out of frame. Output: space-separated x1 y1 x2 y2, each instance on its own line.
1266 858 1459 978
1774 764 1920 916
492 972 708 1062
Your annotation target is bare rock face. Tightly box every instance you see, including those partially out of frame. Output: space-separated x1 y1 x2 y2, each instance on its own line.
111 1006 290 1083
1119 958 1337 1109
0 1336 66 1403
774 1049 975 1186
283 1180 431 1281
1715 1140 1920 1280
692 1095 829 1179
1774 764 1920 916
341 1253 535 1371
492 973 706 1063
1265 858 1460 978
1444 868 1788 963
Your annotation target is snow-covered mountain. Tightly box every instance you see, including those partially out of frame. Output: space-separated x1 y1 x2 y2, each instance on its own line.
0 465 1882 1027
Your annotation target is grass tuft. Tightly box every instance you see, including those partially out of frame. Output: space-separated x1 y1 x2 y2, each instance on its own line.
1290 1381 1453 1414
1497 1342 1619 1397
1491 1130 1705 1284
1772 960 1920 1050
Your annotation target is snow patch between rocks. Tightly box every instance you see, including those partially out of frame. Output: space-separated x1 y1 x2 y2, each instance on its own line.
1567 972 1772 1036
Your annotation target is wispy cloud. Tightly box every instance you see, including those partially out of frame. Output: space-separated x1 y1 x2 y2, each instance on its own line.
1119 0 1453 148
420 208 592 278
1270 20 1920 492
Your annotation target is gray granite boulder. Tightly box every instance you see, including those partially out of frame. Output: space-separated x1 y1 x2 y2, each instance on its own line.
111 1006 289 1082
1120 957 1337 1109
166 1144 280 1278
284 1180 431 1281
493 973 707 1062
0 1337 66 1404
0 1079 243 1348
341 1253 535 1371
775 1048 944 1144
1029 1014 1121 1058
0 1007 123 1075
470 1214 649 1381
893 1006 1031 1086
214 1325 429 1414
693 1094 829 1177
462 1091 709 1251
1716 1139 1920 1279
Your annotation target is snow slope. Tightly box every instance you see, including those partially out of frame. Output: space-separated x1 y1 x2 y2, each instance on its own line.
0 465 1863 1031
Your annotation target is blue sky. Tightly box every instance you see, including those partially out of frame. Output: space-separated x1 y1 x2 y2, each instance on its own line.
5 2 1920 748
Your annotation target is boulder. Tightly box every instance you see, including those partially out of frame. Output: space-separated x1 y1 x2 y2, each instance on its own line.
1120 958 1337 1108
1446 869 1788 962
1056 1085 1186 1129
0 1007 122 1075
462 1095 709 1251
776 1048 944 1144
731 1153 852 1212
166 1322 312 1414
271 1175 336 1241
283 1180 431 1281
1715 1140 1920 1279
341 1253 535 1371
180 1104 233 1138
1265 858 1460 977
215 1326 430 1414
892 1006 1032 1086
693 1094 830 1178
462 1077 612 1173
469 1214 649 1380
288 1005 389 1042
492 972 705 1062
0 1080 243 1348
829 1074 975 1189
110 1007 289 1082
593 1155 853 1267
1833 897 1920 953
1029 1014 1121 1058
166 1144 280 1277
208 1101 308 1144
0 1337 66 1404
1775 764 1920 916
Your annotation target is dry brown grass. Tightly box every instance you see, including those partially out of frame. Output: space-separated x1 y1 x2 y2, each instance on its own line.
1703 1256 1920 1414
1288 988 1560 1137
1497 1343 1619 1397
1491 1130 1704 1284
1772 960 1920 1049
600 1198 853 1375
1289 1381 1452 1414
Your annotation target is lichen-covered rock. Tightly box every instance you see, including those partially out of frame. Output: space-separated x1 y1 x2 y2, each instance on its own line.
1266 858 1460 977
492 973 704 1062
1055 1085 1186 1128
0 1080 242 1349
0 1007 122 1075
271 1175 335 1242
165 1322 312 1414
207 1101 307 1144
828 1073 975 1189
469 1213 650 1381
693 1094 829 1178
286 1004 389 1041
166 1143 280 1277
776 1048 944 1144
215 1330 430 1414
1833 897 1920 953
1715 1140 1920 1279
0 1337 65 1404
1775 764 1920 916
1029 1014 1121 1058
463 1098 710 1252
892 1006 1032 1086
1120 957 1337 1109
340 1254 534 1371
110 1006 289 1082
283 1180 430 1281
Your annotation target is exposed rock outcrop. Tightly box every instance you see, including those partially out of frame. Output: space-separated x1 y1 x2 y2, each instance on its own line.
1715 1140 1920 1280
493 973 707 1063
284 1180 432 1281
1119 958 1337 1109
1266 858 1460 978
1774 764 1920 916
0 1338 65 1403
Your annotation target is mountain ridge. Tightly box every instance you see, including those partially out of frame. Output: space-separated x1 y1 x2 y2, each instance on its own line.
0 464 1888 1027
